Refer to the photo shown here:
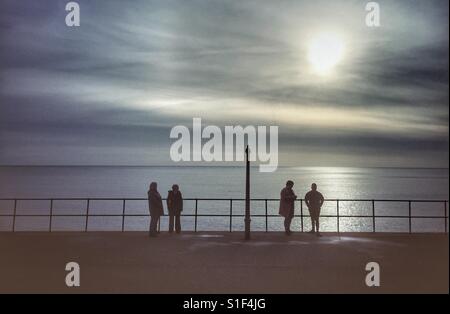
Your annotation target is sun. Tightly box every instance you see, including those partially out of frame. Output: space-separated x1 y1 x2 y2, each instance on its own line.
307 32 345 75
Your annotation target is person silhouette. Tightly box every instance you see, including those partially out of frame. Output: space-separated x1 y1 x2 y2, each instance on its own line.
167 184 183 234
304 183 324 236
148 182 164 237
279 180 297 235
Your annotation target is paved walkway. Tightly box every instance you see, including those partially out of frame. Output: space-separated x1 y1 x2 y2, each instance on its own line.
0 232 448 293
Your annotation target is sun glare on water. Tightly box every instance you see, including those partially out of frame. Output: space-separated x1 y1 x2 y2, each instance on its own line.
307 32 345 76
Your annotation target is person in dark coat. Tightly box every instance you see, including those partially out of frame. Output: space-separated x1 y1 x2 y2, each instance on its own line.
167 184 183 233
148 182 164 237
279 180 297 235
304 183 324 236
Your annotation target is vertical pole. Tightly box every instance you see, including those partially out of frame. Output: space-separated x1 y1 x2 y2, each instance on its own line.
300 199 304 232
49 199 53 232
372 200 376 233
12 199 17 232
408 201 412 234
85 199 90 232
445 201 448 233
122 199 126 232
194 199 198 232
244 145 251 240
337 199 340 233
265 199 268 232
229 199 233 232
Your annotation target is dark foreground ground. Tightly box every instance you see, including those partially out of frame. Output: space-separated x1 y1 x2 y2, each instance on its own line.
0 232 448 293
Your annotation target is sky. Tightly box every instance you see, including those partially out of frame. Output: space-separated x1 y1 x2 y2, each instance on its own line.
0 0 448 167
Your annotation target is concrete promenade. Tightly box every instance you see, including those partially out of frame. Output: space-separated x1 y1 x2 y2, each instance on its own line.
0 232 448 293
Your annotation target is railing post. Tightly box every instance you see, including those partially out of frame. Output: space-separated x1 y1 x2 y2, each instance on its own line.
49 199 53 232
229 199 233 232
85 199 90 232
194 199 198 232
336 199 340 233
122 199 126 232
444 201 447 233
265 199 268 232
244 145 251 240
372 200 376 232
300 199 304 232
12 199 17 232
408 201 412 234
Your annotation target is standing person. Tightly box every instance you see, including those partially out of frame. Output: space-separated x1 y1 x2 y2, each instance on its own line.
279 180 297 235
304 183 324 236
148 182 164 237
167 184 183 234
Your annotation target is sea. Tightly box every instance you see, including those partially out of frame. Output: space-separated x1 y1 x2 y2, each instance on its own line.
0 166 448 233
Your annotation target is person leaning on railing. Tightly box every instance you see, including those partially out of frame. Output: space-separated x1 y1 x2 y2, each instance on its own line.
148 182 164 237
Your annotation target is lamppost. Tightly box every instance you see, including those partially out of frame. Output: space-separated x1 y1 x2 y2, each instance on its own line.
245 145 251 240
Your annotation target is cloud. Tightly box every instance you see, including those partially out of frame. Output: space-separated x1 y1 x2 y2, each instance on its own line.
0 0 448 166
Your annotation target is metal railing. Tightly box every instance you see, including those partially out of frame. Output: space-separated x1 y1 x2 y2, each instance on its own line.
0 198 448 233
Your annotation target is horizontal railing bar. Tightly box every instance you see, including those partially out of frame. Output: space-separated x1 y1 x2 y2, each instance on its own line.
1 214 446 219
0 198 448 202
